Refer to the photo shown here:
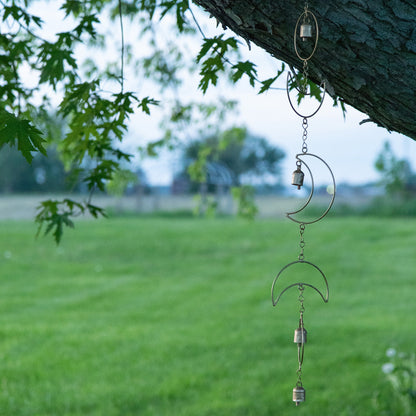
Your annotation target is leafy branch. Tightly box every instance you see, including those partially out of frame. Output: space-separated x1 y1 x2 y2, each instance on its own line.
0 0 346 243
196 35 239 92
35 198 106 244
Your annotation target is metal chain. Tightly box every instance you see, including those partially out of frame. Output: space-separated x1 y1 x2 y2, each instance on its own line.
302 60 309 95
303 1 310 29
296 366 303 387
298 223 306 260
301 0 310 95
298 284 305 315
302 118 308 153
300 0 311 153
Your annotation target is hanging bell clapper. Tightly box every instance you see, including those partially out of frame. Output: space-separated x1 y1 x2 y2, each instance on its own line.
292 163 305 190
293 385 306 405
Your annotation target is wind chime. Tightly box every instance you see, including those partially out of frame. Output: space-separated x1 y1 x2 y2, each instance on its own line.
271 2 336 406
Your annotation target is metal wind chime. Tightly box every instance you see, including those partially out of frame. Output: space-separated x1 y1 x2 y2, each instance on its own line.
271 2 336 406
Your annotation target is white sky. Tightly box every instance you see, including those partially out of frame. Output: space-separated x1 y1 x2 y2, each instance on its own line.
26 2 416 186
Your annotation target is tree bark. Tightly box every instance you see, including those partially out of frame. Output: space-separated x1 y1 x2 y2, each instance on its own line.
193 0 416 140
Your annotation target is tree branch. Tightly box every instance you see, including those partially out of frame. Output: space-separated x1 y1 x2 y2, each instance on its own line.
193 0 416 140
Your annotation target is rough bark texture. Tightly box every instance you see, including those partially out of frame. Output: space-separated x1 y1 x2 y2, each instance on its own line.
194 0 416 140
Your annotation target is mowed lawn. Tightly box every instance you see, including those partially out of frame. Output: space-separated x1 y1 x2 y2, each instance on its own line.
0 216 414 416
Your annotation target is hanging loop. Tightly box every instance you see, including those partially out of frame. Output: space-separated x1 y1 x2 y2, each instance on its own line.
294 8 319 62
286 71 326 119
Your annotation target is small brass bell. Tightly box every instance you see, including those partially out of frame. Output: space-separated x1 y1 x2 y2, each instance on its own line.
300 23 312 41
293 386 306 406
294 327 307 344
292 167 304 190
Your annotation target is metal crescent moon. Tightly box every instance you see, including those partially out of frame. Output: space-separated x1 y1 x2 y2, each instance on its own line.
287 153 336 225
271 260 329 306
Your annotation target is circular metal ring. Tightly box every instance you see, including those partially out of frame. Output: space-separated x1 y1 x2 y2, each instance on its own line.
286 71 326 119
271 260 329 306
294 10 319 62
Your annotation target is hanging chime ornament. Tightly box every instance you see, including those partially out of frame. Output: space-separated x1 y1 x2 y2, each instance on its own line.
271 1 336 406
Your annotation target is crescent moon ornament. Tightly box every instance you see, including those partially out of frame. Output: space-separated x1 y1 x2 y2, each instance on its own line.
287 153 336 225
271 260 329 306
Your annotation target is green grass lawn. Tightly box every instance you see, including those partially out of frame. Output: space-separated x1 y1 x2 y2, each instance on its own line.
0 216 414 415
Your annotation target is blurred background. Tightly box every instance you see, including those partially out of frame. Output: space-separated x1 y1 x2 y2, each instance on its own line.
0 1 415 415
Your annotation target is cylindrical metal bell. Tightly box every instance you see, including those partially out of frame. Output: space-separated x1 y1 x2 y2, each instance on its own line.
294 327 307 344
300 23 312 41
292 167 304 190
293 386 306 405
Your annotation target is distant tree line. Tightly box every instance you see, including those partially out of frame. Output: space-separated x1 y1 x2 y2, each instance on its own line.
0 145 75 193
0 124 285 196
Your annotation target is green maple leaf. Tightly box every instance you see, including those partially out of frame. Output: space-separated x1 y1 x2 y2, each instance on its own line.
0 110 47 163
259 76 278 94
231 61 258 86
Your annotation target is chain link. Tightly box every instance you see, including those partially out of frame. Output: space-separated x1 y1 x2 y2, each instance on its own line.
298 223 306 260
302 118 308 153
302 60 309 95
298 284 305 314
296 367 303 387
